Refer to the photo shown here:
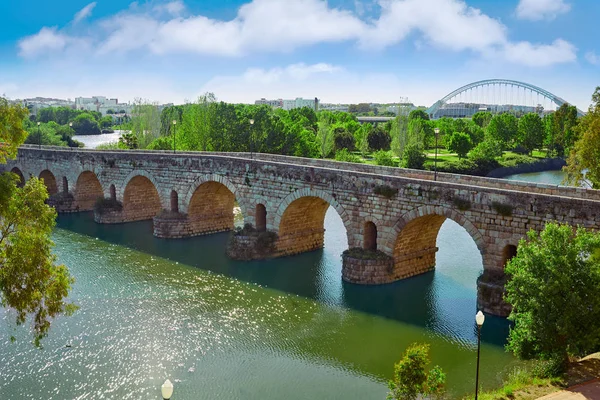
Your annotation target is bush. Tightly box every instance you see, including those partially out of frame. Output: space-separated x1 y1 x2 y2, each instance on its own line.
335 149 362 163
367 126 391 151
388 343 446 400
373 150 397 167
468 139 503 162
374 184 398 199
343 248 393 261
402 143 426 169
447 131 473 158
500 153 537 168
94 197 123 214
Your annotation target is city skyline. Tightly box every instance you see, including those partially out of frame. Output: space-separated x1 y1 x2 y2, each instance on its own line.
0 0 598 110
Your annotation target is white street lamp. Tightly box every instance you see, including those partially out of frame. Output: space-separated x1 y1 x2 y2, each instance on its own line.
474 310 485 400
161 379 174 400
433 127 440 181
249 119 255 160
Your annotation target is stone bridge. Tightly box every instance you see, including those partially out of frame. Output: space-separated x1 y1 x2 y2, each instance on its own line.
6 145 600 317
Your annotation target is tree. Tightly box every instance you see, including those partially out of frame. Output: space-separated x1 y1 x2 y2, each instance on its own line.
447 131 473 158
99 116 113 129
130 98 162 148
564 90 600 188
333 126 355 151
72 113 101 135
486 113 518 150
402 142 426 169
368 126 391 151
552 104 579 157
316 119 334 158
517 113 545 154
408 109 429 121
505 223 600 368
387 343 446 400
468 139 503 163
0 98 75 345
472 111 492 128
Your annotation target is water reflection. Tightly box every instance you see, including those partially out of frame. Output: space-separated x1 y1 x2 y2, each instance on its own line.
56 210 510 347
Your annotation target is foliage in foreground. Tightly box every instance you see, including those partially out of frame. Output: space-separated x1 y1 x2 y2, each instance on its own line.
0 98 76 346
505 222 600 367
387 343 446 400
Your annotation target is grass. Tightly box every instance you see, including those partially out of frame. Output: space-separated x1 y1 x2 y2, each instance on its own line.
463 369 562 400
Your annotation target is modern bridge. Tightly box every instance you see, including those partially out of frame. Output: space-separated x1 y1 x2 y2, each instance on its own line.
5 145 600 317
427 79 586 119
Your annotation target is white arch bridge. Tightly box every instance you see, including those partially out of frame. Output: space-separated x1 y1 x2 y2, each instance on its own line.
427 79 585 119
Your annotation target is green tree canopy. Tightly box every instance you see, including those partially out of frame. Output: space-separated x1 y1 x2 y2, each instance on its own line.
447 131 473 158
408 109 429 121
517 113 545 154
472 111 492 128
486 113 518 150
505 223 600 366
0 98 76 345
387 343 446 400
72 113 101 135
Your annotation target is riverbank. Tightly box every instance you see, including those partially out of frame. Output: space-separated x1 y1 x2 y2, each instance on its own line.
486 158 566 179
467 353 600 400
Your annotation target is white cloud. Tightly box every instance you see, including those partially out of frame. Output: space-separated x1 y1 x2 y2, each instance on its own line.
361 0 506 52
585 51 600 66
18 27 70 58
74 2 97 23
16 0 577 67
516 0 571 21
241 63 342 85
502 39 577 67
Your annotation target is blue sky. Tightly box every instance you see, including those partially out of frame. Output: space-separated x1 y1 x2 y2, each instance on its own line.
0 0 598 109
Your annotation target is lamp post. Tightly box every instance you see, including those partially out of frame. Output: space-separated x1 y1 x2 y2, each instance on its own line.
37 122 41 149
172 120 177 154
161 379 174 400
475 310 485 400
249 119 255 160
434 127 440 181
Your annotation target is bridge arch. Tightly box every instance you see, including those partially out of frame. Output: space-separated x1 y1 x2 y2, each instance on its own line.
10 167 25 187
274 188 351 256
427 79 585 118
39 170 58 196
182 174 245 235
74 171 104 211
391 205 485 278
122 172 162 222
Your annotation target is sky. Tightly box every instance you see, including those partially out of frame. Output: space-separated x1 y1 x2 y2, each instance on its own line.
0 0 598 109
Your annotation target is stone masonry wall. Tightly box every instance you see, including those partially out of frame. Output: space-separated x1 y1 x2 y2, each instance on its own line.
9 146 600 316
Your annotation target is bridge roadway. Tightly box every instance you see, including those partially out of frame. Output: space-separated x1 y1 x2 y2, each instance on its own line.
5 145 600 316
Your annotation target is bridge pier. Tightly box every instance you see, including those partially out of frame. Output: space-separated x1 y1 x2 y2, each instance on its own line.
153 212 233 239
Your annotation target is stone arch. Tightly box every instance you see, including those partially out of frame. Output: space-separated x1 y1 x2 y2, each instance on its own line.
123 175 162 222
364 221 378 251
74 171 104 211
10 167 25 187
502 244 518 267
390 205 485 279
120 169 163 205
170 190 179 213
184 175 242 236
39 170 58 196
181 174 241 213
255 204 267 232
273 188 351 257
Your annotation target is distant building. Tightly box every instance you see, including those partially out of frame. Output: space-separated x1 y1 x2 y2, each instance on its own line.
255 98 283 108
255 97 319 111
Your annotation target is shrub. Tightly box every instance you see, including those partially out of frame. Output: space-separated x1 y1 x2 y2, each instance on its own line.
373 150 397 167
94 197 123 215
387 343 446 400
402 142 425 169
374 184 398 199
492 201 513 216
343 248 393 261
447 131 473 158
335 149 362 163
468 139 503 162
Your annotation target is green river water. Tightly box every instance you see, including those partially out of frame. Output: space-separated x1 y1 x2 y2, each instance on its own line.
0 170 566 399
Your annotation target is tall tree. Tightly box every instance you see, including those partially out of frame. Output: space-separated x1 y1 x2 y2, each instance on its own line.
472 111 492 128
564 87 600 188
316 118 334 158
505 223 600 367
486 113 518 150
0 98 75 345
517 113 545 154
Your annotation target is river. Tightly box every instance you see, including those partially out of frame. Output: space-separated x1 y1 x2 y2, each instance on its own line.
0 169 568 399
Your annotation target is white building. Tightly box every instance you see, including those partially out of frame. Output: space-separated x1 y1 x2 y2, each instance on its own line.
255 98 283 108
281 97 319 111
